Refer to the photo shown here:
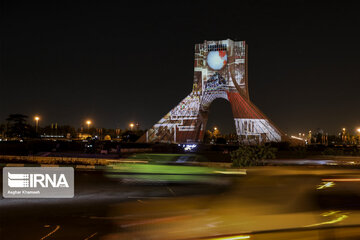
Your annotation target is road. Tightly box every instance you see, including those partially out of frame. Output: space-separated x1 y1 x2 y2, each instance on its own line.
0 168 229 240
2 165 360 239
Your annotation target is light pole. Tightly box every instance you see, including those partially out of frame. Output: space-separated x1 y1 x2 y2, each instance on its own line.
86 120 92 133
34 116 40 133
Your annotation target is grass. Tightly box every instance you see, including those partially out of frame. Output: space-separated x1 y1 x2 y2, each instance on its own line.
127 153 208 163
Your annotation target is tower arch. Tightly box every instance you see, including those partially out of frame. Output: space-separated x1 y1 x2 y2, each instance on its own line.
202 97 236 135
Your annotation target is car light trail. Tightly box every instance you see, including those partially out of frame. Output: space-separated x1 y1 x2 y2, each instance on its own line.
84 232 98 240
40 225 60 240
322 178 360 182
317 181 335 189
210 235 250 240
214 170 247 175
322 211 340 217
305 211 348 227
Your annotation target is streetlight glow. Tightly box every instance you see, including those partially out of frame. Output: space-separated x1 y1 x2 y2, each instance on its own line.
86 120 92 129
129 123 135 130
34 116 40 132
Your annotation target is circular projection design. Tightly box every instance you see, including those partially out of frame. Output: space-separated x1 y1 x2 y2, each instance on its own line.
207 51 227 70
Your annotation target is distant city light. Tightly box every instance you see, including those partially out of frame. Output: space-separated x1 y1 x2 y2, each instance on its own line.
129 123 135 130
290 135 305 141
182 144 197 151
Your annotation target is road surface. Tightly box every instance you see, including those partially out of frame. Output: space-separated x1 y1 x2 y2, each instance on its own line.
2 165 360 239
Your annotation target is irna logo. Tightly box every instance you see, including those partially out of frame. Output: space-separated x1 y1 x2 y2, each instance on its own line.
8 172 69 188
3 167 74 198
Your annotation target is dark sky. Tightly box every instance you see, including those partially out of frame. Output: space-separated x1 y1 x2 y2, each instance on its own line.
1 1 360 135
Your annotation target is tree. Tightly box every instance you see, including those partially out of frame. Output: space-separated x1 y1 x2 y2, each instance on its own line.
231 145 276 167
58 125 76 137
6 114 35 139
0 124 5 137
213 128 220 138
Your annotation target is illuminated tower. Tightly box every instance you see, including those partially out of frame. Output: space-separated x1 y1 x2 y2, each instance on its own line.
138 39 283 144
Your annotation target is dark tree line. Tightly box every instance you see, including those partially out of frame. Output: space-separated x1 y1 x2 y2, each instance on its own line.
5 114 36 139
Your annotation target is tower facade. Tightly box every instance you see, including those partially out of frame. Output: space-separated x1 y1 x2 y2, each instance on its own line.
138 39 283 144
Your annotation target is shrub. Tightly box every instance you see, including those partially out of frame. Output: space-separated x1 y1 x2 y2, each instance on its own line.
321 147 337 156
321 147 360 156
230 145 277 167
292 146 307 158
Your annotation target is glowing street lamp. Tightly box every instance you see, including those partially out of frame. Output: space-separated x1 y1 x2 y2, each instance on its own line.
341 128 347 143
34 116 40 132
86 120 92 129
214 127 218 131
357 128 360 133
129 123 135 131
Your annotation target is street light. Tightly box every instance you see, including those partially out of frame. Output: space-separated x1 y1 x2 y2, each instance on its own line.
357 128 360 133
129 123 134 131
341 128 347 143
214 127 217 131
86 120 92 129
34 116 40 132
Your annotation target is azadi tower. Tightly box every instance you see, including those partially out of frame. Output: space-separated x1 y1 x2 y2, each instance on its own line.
138 39 283 144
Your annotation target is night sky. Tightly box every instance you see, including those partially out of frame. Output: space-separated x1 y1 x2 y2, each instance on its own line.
1 1 360 135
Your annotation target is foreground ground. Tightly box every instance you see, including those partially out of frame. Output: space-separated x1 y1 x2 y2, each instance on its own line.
1 164 360 239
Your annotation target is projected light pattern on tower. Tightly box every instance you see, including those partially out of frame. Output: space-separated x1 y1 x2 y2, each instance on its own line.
138 39 283 144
